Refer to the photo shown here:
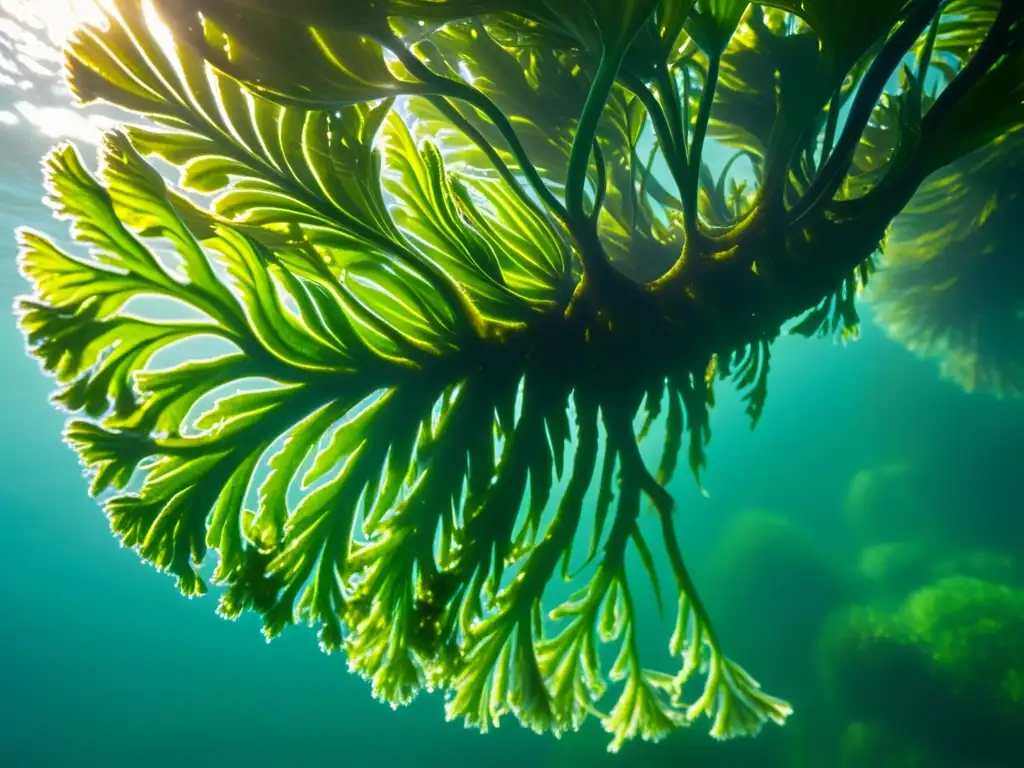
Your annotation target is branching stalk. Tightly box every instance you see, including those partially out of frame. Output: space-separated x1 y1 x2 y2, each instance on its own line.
591 140 608 224
684 52 722 237
655 495 718 653
621 72 689 198
566 53 627 229
376 30 570 226
818 89 842 170
921 0 1021 138
789 0 942 224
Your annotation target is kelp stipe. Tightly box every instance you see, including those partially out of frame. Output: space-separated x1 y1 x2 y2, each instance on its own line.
14 0 1024 753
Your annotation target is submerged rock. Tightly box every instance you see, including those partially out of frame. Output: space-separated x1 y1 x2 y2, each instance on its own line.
844 461 938 546
820 575 1024 764
702 506 854 756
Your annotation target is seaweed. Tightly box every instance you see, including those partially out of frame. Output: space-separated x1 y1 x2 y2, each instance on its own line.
13 0 1024 753
869 124 1024 397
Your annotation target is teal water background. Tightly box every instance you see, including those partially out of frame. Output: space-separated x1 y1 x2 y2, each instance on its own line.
1 5 1023 766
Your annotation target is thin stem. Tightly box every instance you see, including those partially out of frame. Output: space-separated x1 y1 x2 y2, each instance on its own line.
616 570 646 682
681 63 693 147
628 133 641 235
818 88 841 169
633 146 683 209
376 31 570 226
912 9 941 109
789 0 941 224
683 52 721 237
620 72 689 197
506 433 592 602
656 502 720 651
921 0 1020 137
562 51 630 284
566 53 625 227
630 140 662 236
597 454 643 575
655 60 688 169
591 140 608 224
637 142 661 202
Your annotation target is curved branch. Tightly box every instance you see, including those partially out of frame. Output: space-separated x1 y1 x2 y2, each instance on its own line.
818 88 842 171
921 0 1022 139
376 30 570 227
684 52 722 237
620 71 689 198
591 140 609 224
789 0 941 225
562 51 634 285
566 53 624 225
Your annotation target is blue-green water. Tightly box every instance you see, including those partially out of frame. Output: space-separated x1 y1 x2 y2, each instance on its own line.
2 6 1023 767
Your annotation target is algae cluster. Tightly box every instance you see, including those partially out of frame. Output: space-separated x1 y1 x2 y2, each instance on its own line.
12 0 1024 752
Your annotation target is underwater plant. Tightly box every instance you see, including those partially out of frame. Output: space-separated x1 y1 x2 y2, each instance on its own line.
868 122 1024 398
844 461 939 545
13 0 1024 753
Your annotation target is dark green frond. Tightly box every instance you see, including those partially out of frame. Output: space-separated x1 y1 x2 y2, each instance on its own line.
706 9 823 160
764 0 917 81
790 262 874 343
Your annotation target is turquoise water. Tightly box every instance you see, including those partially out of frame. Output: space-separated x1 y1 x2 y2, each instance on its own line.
2 5 1024 766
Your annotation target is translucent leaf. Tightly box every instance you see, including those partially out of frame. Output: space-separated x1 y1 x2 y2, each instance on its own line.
153 0 419 107
381 114 567 324
67 0 411 260
869 124 1024 398
690 0 751 54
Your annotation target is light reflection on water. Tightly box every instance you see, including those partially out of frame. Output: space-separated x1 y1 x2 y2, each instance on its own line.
0 1 111 154
0 1 114 238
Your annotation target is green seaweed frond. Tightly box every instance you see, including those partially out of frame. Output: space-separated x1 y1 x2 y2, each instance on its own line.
12 0 803 751
15 0 1024 754
868 124 1024 397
